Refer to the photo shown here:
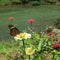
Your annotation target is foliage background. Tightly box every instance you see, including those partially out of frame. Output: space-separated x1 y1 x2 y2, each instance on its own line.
0 5 60 40
0 0 60 5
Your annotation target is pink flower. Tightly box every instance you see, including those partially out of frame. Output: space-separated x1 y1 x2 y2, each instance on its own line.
27 19 35 23
53 44 60 47
52 43 60 50
48 32 54 36
9 16 14 21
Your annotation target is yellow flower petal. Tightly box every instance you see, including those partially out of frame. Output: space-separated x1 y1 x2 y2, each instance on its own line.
25 47 35 55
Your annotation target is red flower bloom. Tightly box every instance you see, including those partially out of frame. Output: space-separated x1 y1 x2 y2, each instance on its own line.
48 32 54 36
27 19 35 23
52 43 60 50
9 16 14 21
53 44 60 47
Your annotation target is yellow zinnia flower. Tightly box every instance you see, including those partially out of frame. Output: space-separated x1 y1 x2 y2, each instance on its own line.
14 33 31 41
25 47 35 55
19 33 28 39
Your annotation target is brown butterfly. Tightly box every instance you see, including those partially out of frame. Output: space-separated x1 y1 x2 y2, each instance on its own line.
8 24 20 36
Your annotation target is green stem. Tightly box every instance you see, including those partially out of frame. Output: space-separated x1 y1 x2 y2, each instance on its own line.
22 40 25 53
52 54 55 60
29 55 30 60
31 22 32 27
22 40 26 59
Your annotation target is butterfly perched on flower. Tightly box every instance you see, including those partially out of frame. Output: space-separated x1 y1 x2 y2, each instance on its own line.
8 24 20 36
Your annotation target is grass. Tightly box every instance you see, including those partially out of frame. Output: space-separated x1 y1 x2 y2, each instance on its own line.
0 40 21 60
0 5 60 40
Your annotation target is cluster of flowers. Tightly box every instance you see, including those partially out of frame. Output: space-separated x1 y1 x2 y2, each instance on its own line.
13 31 60 60
48 31 60 50
9 16 60 60
14 32 35 56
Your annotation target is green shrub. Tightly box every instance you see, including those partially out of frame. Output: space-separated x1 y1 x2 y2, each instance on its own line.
0 0 11 5
31 1 40 6
54 18 60 29
45 26 53 33
0 0 22 5
45 0 57 5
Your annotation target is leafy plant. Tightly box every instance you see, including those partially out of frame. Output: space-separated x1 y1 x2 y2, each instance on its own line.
54 18 60 29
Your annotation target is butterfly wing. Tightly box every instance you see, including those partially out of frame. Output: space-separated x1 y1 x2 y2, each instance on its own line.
10 28 20 36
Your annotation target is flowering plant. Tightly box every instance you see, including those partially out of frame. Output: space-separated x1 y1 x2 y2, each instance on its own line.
13 30 60 60
25 47 35 55
14 33 31 41
27 19 35 30
9 16 14 25
9 16 14 21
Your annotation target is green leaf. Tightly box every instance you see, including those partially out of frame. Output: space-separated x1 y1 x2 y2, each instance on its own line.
38 40 44 51
32 55 43 60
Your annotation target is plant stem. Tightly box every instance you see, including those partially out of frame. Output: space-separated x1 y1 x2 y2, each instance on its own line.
29 55 30 60
23 40 25 53
22 40 26 59
31 22 32 27
52 54 55 60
